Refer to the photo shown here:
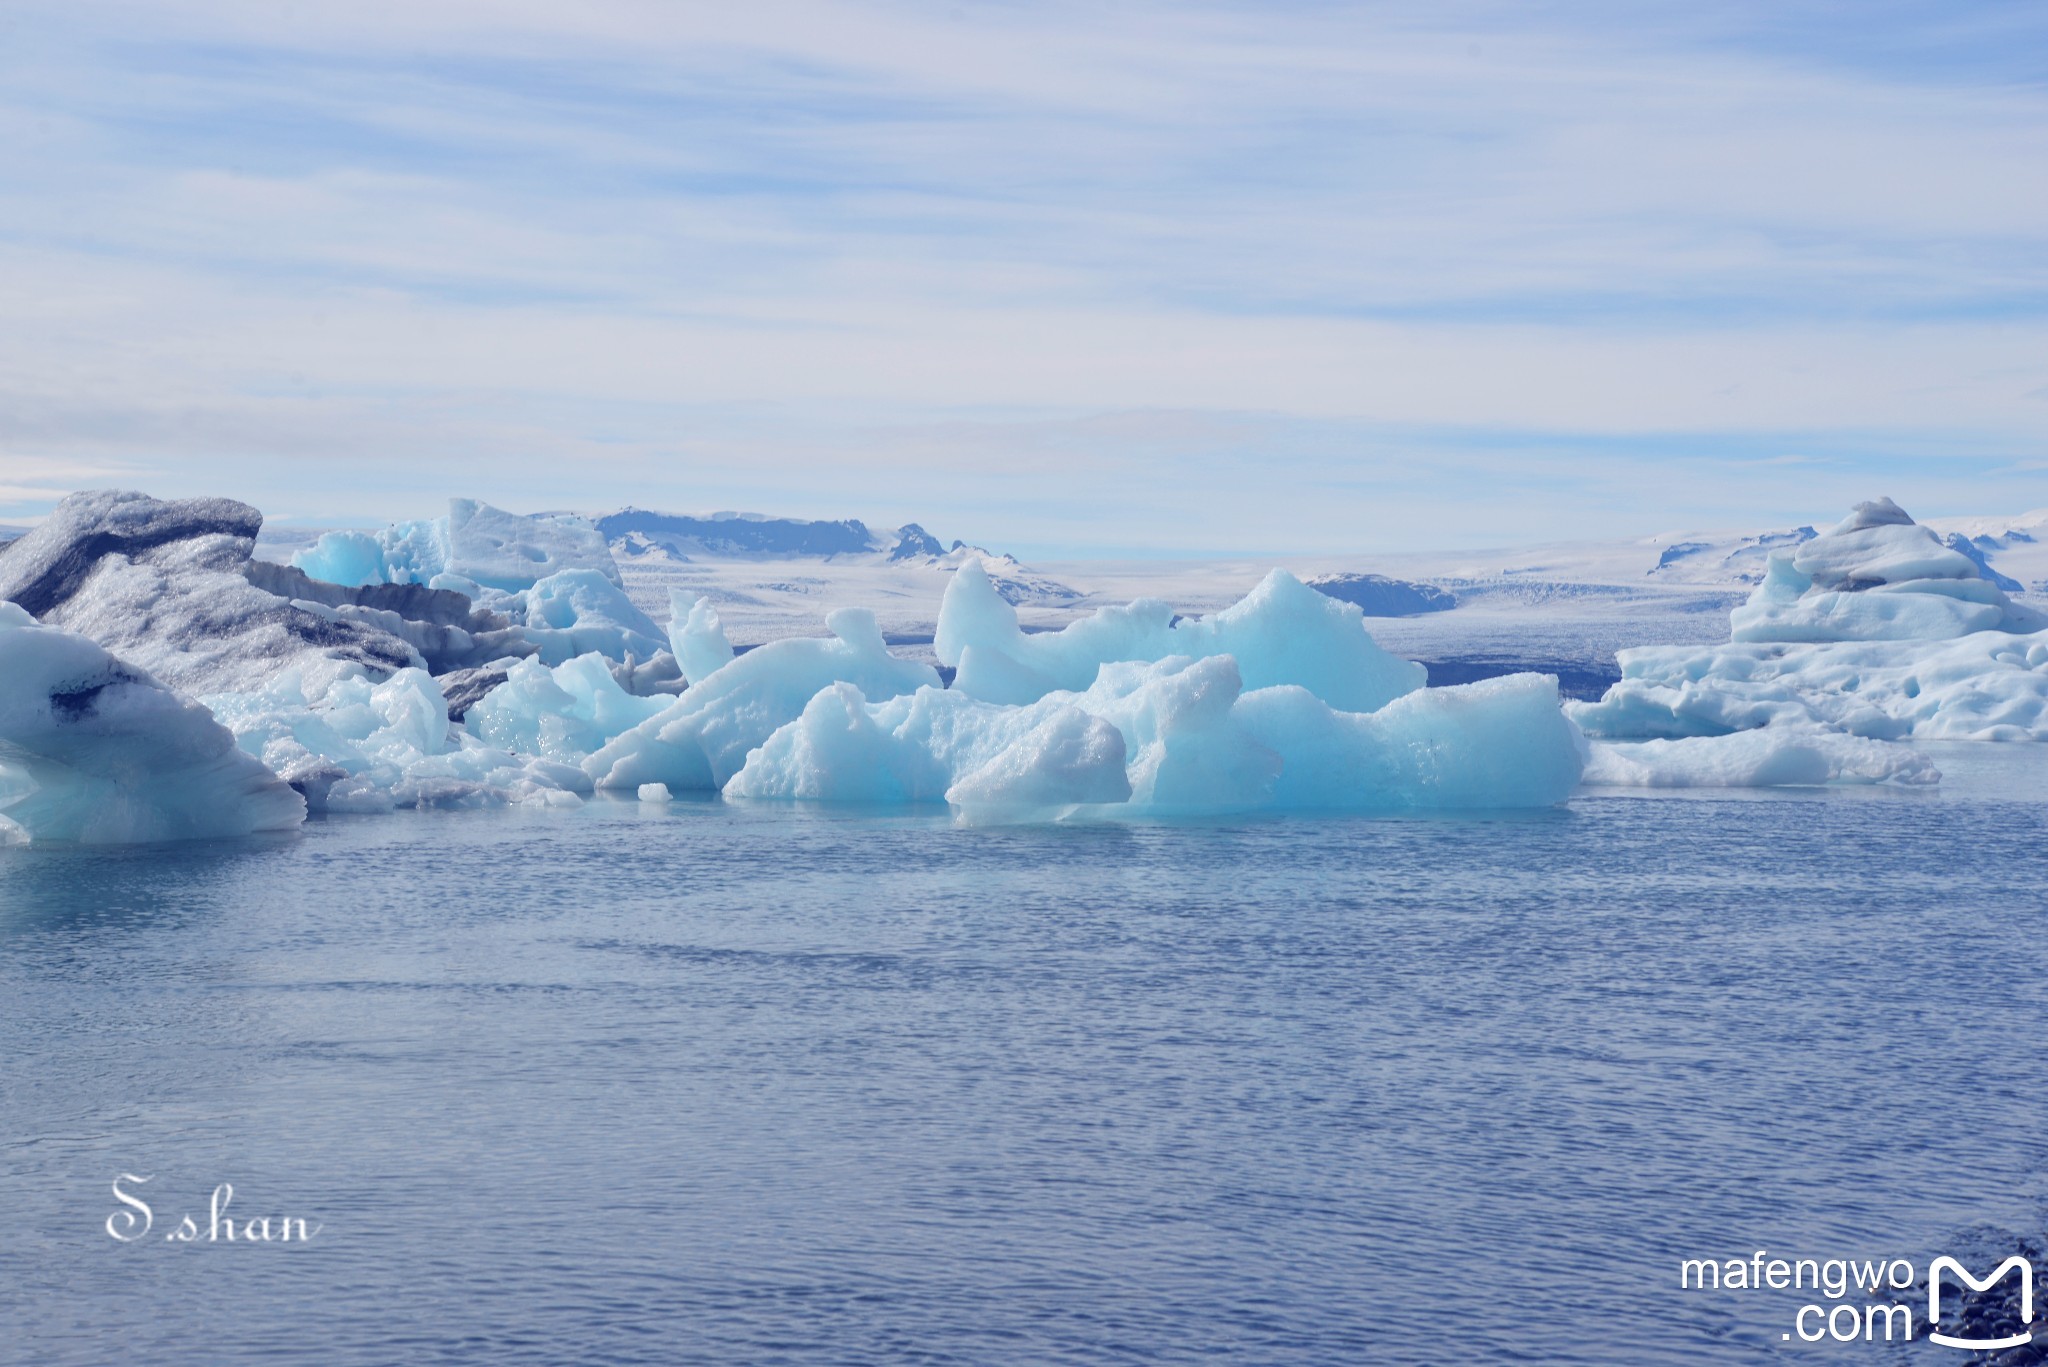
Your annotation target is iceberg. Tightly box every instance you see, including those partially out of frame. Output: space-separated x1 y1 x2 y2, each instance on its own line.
0 491 1622 825
465 653 668 764
1574 500 2048 742
726 656 1582 815
0 603 304 843
936 561 1427 711
1729 497 2043 643
510 568 668 666
203 667 590 813
585 608 941 792
292 502 667 671
0 490 434 696
292 498 622 592
668 591 735 685
1582 729 1940 788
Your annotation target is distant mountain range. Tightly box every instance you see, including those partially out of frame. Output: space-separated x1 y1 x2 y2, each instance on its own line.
594 507 1083 605
596 508 959 562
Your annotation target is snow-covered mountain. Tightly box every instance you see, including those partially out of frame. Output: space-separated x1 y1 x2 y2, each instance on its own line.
598 508 936 561
1923 508 2048 595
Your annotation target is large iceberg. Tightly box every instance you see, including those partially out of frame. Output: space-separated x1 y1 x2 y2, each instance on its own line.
1729 497 2043 642
1573 499 2048 742
0 603 304 843
0 491 441 697
725 656 1582 815
450 563 1582 814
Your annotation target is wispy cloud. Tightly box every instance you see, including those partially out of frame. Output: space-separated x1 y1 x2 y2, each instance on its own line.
0 0 2042 547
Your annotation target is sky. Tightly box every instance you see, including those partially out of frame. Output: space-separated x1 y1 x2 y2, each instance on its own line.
0 0 2044 556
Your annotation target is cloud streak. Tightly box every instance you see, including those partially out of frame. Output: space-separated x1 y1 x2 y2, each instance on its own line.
0 0 2042 547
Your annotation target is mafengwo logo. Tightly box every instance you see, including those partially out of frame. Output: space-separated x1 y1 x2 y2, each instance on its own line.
1927 1256 2032 1351
1678 1248 2034 1347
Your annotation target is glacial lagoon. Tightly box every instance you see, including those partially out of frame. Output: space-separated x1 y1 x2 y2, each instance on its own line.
3 748 2044 1365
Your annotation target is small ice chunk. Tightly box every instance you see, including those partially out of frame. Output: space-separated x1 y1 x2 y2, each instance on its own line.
637 782 673 803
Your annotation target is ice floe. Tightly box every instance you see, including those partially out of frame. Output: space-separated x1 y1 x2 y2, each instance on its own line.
1582 729 1940 788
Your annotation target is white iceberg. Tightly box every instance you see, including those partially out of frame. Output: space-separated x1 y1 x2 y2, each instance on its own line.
1582 729 1940 788
203 667 589 813
1730 497 2043 643
0 603 304 843
1574 499 2048 743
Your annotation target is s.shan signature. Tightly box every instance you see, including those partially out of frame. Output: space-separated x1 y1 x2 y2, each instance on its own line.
105 1174 322 1245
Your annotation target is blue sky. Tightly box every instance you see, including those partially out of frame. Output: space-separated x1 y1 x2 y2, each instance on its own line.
0 0 2043 555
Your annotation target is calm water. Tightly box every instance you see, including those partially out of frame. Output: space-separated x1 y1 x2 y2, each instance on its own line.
3 748 2046 1365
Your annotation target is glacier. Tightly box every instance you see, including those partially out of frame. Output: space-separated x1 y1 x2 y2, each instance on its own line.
1572 498 2048 744
0 603 304 843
